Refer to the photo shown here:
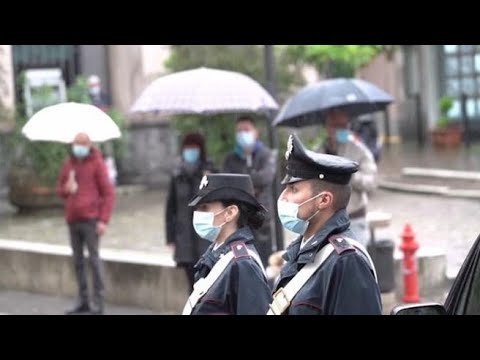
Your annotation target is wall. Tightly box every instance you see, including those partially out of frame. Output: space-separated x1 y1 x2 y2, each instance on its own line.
117 122 178 187
0 45 15 198
107 45 171 115
107 45 175 187
79 45 110 95
357 50 406 142
0 45 15 112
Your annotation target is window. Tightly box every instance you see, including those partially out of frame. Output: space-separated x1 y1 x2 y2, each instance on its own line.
443 45 480 120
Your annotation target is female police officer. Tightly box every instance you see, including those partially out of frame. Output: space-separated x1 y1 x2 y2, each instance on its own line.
182 173 272 315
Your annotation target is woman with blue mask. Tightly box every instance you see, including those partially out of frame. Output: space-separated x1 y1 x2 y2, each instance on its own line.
182 173 271 315
165 133 218 292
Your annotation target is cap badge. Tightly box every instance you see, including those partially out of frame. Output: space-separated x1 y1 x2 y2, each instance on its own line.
285 135 294 160
199 175 209 190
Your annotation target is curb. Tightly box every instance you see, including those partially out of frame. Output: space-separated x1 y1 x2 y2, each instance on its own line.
402 167 480 181
379 180 480 199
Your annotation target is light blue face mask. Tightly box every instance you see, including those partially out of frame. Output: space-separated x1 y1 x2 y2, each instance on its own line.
72 144 90 158
183 148 200 163
192 208 227 242
277 193 323 235
236 131 256 148
335 129 351 144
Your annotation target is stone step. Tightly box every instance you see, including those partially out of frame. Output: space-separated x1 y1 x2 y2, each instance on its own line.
0 238 188 314
402 167 480 181
379 177 480 199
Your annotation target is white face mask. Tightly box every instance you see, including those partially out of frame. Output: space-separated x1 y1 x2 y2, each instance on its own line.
192 208 227 242
277 193 323 235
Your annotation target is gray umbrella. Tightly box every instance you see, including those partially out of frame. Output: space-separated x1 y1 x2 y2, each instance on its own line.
273 78 394 127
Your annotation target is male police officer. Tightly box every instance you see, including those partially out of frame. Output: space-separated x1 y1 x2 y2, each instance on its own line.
269 134 382 315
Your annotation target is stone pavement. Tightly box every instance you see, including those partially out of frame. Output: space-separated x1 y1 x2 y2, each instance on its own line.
0 289 164 315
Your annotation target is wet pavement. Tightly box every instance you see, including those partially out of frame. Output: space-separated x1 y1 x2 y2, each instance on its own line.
0 189 170 253
0 289 163 315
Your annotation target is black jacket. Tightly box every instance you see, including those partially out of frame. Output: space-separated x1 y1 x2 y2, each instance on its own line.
274 209 382 315
166 159 217 264
191 227 272 315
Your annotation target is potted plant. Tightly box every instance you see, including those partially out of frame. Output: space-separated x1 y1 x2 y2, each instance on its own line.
431 96 463 147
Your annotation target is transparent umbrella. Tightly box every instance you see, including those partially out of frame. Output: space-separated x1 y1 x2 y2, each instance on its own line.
22 102 121 143
129 67 278 115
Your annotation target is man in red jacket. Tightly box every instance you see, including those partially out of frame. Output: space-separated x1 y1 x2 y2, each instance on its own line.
57 132 115 315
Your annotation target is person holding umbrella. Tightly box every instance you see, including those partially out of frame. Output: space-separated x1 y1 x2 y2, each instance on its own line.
318 108 377 247
272 78 390 247
57 132 115 315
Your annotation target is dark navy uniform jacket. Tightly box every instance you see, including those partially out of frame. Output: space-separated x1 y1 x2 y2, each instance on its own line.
191 226 271 315
274 209 382 315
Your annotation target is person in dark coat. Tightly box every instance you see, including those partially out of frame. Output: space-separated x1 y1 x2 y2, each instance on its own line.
269 134 382 315
166 133 217 292
223 115 277 267
182 173 271 315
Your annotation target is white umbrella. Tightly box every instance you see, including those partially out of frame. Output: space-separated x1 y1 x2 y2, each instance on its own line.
22 102 122 143
129 67 278 115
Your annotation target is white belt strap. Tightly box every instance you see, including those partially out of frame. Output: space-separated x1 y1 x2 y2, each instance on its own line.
182 248 265 315
267 237 378 315
267 243 335 315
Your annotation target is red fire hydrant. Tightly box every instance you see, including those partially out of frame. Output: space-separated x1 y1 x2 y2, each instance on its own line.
400 224 420 303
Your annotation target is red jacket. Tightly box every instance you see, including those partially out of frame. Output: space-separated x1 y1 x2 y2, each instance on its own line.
57 147 115 224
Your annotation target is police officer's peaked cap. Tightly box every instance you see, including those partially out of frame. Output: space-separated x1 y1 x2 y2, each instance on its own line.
188 173 264 210
281 133 359 185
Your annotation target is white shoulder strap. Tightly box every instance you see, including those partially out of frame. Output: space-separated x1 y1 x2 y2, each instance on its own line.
182 248 265 315
267 237 378 315
267 243 335 315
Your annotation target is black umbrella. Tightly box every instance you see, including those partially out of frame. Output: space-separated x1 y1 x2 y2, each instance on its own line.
444 233 480 315
272 78 394 127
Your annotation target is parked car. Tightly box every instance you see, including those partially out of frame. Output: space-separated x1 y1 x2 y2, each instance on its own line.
392 234 480 315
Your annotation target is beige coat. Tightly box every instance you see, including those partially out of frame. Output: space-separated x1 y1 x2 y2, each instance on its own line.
317 137 377 215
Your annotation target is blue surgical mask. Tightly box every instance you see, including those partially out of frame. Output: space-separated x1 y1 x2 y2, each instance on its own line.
183 148 200 163
192 209 227 242
72 144 90 158
236 131 256 148
277 193 323 235
335 129 351 144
